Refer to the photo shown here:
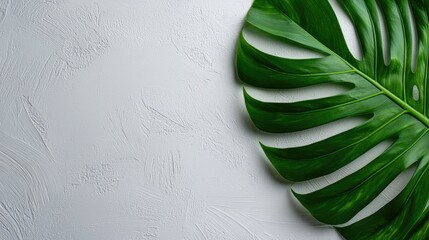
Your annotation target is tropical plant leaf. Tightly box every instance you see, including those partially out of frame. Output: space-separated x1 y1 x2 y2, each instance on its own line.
236 0 429 239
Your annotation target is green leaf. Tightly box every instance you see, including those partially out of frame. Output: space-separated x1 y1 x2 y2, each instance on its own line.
236 0 429 239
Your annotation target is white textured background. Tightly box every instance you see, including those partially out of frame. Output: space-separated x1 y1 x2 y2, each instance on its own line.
0 0 408 239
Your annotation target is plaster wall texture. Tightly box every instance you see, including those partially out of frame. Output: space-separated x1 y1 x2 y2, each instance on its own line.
0 0 404 239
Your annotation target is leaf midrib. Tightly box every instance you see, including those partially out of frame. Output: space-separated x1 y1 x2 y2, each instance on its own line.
340 58 429 126
247 5 429 127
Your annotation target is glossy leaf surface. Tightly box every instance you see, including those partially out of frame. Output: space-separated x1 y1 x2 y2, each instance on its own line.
236 0 429 239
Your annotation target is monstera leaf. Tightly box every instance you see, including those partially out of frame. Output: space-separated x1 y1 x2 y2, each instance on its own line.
236 0 429 239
